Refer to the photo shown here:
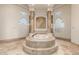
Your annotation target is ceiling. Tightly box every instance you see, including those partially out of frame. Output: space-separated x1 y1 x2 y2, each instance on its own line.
17 4 55 11
17 4 65 11
28 4 54 10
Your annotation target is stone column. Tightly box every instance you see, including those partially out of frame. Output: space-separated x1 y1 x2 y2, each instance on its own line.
47 10 52 32
30 10 35 33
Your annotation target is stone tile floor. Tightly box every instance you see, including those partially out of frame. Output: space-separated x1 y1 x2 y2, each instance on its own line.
0 39 79 55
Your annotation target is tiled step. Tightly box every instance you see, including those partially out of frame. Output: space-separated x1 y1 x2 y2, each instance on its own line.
25 39 55 48
23 44 58 55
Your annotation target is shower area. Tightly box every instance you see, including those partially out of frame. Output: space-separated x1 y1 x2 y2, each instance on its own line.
23 4 58 55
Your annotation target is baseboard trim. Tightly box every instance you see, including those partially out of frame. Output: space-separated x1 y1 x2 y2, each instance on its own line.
0 37 26 43
55 37 71 42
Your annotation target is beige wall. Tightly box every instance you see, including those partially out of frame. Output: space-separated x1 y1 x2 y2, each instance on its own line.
53 5 71 40
0 5 29 40
71 4 79 44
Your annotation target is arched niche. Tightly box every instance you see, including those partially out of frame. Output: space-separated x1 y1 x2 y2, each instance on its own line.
35 16 47 32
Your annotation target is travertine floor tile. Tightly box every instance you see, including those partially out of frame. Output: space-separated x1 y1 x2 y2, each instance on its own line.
0 39 79 55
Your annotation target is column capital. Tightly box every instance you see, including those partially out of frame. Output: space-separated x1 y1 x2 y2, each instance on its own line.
47 8 52 11
29 8 35 11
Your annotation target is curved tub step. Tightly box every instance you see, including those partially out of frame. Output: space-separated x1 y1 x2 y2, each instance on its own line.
23 44 58 55
25 40 55 48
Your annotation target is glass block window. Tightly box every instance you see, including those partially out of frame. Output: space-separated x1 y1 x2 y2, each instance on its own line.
55 18 64 32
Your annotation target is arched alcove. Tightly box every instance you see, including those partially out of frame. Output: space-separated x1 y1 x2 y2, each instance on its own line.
35 16 47 32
